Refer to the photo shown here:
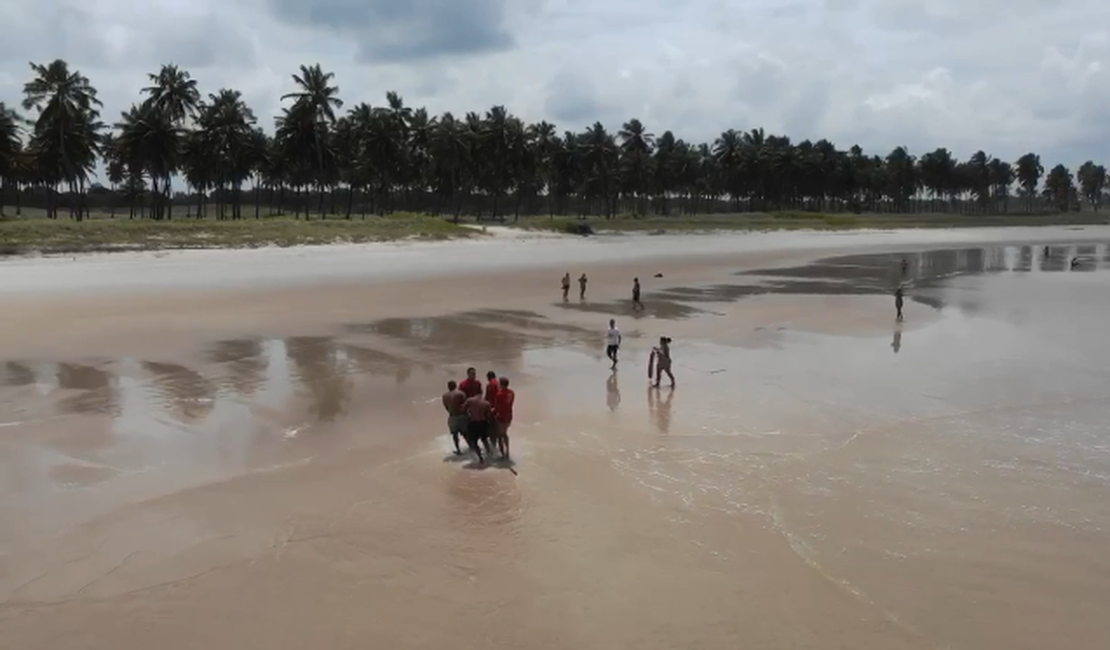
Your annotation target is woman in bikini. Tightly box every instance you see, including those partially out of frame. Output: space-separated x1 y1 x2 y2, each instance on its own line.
648 336 675 388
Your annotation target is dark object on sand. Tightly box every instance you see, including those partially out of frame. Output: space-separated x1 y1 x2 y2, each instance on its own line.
653 273 663 278
562 222 595 236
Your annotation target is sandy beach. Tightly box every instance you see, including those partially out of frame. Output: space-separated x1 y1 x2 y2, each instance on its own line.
2 226 1109 650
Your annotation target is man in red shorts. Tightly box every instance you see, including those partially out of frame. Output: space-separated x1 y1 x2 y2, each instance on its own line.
492 376 516 460
458 367 482 399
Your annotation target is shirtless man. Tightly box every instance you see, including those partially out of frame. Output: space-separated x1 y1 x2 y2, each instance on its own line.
632 277 643 311
579 273 588 300
441 380 468 455
561 273 571 301
458 367 482 399
463 392 494 463
492 376 516 459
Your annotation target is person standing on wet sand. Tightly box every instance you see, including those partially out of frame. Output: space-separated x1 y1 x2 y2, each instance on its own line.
632 278 643 311
894 286 905 322
492 376 515 459
442 380 468 455
459 367 482 398
561 273 571 301
579 273 588 300
648 336 675 388
484 370 500 404
900 258 909 276
606 318 622 369
463 391 494 463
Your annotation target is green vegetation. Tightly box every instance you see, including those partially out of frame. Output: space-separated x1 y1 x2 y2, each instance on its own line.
531 211 1110 235
0 58 1108 255
0 210 475 254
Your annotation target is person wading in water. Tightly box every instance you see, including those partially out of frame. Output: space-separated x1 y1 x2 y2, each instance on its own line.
894 286 905 322
648 336 675 388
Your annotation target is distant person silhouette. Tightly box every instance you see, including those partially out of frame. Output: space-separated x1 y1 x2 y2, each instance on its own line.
579 273 588 300
1044 246 1050 258
632 278 643 311
894 286 905 322
900 258 908 276
561 273 571 301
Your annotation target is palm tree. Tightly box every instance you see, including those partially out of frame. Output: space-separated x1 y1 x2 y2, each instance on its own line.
1043 164 1074 212
1077 161 1107 210
7 57 1110 222
1015 153 1044 213
618 118 654 215
22 59 103 220
280 64 342 215
115 103 183 220
0 102 25 216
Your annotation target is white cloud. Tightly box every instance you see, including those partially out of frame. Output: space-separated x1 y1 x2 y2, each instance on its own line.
1 0 1108 177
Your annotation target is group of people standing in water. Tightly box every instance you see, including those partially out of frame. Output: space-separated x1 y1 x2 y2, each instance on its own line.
562 272 643 310
441 368 515 464
441 273 675 463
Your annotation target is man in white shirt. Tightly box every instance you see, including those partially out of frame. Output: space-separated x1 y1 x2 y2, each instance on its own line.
605 319 622 369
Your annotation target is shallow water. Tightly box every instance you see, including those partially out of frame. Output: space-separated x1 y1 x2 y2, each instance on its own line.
2 235 1110 649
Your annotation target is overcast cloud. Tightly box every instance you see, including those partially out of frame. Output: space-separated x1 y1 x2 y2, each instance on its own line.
2 0 1109 173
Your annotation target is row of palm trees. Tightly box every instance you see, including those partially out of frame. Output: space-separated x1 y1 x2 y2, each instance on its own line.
1 59 1108 222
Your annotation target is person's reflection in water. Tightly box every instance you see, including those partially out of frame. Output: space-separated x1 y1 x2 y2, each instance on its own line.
891 327 902 354
647 386 674 433
606 371 621 411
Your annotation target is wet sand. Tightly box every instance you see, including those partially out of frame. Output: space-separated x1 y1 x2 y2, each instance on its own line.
2 228 1110 649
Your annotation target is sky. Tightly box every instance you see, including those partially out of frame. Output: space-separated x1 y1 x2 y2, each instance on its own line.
2 0 1109 173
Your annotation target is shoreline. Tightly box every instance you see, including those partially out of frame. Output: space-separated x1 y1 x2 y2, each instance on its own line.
1 213 1106 259
2 225 1108 298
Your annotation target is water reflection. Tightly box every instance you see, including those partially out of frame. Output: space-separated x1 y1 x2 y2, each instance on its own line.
206 338 265 396
141 361 216 421
891 328 902 354
648 386 674 434
606 372 621 411
55 363 118 416
1 361 36 387
355 309 596 362
285 337 352 422
0 334 443 494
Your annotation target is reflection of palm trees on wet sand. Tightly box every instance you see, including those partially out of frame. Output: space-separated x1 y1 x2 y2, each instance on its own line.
285 337 353 422
142 361 217 421
55 363 119 416
647 386 674 433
